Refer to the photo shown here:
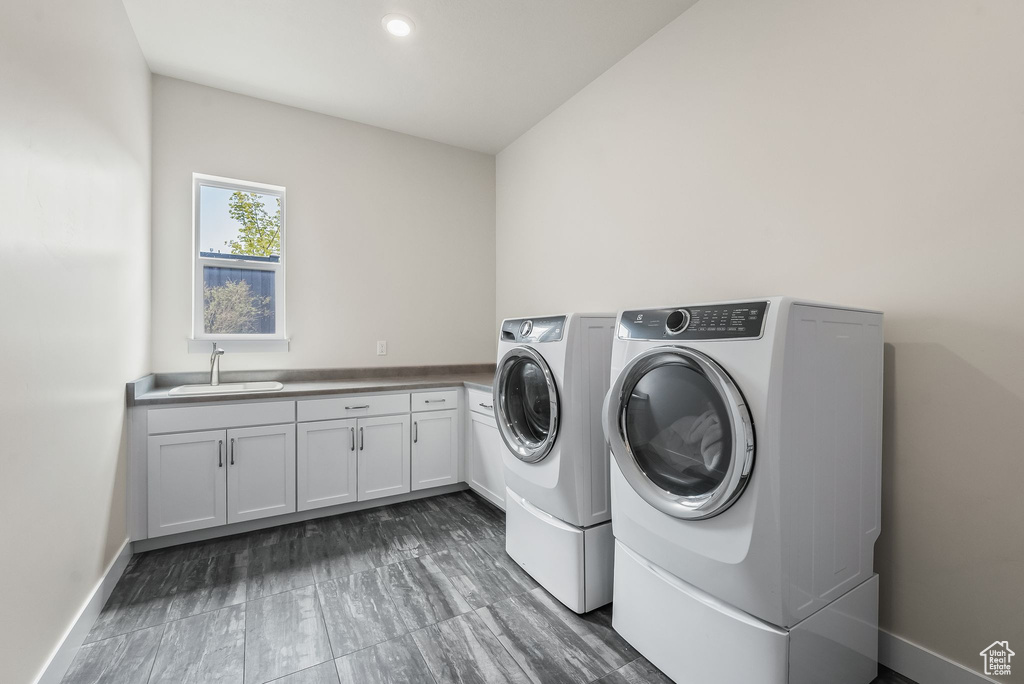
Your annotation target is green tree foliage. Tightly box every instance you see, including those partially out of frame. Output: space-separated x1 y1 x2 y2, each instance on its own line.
204 280 272 334
226 192 281 258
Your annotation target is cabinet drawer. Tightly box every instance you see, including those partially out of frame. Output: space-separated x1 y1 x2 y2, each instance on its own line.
411 389 459 412
297 393 410 422
467 388 495 416
148 401 295 435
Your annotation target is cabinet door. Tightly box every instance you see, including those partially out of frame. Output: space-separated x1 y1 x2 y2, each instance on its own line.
297 419 358 511
227 424 296 524
411 409 459 491
357 415 411 501
468 412 506 510
147 430 227 538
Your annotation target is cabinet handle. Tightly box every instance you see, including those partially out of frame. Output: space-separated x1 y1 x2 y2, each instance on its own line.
479 402 493 410
230 438 235 465
413 421 418 443
350 427 355 451
424 399 446 404
218 439 224 468
346 404 370 410
359 427 364 451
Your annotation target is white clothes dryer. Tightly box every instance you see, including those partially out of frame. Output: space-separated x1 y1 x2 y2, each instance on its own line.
604 298 883 684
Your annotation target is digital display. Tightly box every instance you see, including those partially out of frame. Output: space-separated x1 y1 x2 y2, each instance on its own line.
500 316 566 343
618 302 769 341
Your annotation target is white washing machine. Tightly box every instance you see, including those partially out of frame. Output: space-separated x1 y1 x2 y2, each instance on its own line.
603 298 883 684
494 313 615 613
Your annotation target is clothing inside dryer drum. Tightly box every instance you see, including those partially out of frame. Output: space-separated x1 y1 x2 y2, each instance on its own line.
625 362 733 498
504 357 552 446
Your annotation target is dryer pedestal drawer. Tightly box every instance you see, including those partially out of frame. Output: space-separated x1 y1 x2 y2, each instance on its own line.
613 541 879 684
504 488 612 613
613 540 788 684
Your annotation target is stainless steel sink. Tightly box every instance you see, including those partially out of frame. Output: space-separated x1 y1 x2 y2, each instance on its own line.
167 381 284 397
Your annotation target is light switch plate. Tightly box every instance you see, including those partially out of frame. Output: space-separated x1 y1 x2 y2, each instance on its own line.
376 340 387 355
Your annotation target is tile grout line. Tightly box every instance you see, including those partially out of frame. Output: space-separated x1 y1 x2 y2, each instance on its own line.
240 601 247 684
412 639 440 684
473 600 534 681
313 582 337 663
376 564 419 635
395 623 440 684
262 661 331 684
143 623 167 684
586 657 640 684
86 597 247 649
412 608 532 684
376 566 417 645
246 576 317 604
398 542 542 684
307 526 493 593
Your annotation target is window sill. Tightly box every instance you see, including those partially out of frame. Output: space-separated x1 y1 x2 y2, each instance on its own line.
188 338 290 354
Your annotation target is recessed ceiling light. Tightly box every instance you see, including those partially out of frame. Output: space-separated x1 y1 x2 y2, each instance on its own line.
382 14 414 37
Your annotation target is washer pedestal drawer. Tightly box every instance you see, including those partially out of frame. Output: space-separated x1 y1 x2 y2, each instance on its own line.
505 488 612 613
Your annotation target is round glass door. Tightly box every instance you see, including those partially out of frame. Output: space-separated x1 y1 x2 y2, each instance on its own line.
603 346 754 519
494 346 559 463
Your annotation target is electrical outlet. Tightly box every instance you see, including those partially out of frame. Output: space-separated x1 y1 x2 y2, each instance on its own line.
376 340 387 356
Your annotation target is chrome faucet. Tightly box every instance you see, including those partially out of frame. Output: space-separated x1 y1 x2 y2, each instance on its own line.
210 343 225 386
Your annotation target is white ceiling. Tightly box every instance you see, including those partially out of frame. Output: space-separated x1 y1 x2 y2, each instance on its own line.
121 0 697 153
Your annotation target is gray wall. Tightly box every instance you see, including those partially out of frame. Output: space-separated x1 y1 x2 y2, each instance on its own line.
151 76 497 372
0 1 152 680
496 0 1024 675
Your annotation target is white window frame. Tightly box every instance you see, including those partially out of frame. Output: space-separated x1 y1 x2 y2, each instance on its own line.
190 173 288 353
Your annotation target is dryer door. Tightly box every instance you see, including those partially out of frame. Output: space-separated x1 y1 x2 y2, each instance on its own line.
604 346 754 520
494 346 559 463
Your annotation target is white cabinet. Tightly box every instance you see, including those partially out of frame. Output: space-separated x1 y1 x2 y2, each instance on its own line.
357 414 411 501
147 430 227 537
412 409 459 491
138 388 465 542
297 419 358 512
468 410 507 510
226 424 296 524
147 423 296 537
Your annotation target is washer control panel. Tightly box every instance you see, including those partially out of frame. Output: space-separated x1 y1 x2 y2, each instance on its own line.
618 302 769 340
501 316 566 343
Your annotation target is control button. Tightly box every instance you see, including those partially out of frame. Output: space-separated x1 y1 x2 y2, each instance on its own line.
520 320 533 337
665 309 690 334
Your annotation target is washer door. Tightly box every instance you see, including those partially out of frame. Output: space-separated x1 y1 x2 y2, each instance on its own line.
494 346 559 463
603 346 754 520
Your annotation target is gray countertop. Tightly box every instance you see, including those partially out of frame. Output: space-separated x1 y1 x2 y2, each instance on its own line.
129 365 495 407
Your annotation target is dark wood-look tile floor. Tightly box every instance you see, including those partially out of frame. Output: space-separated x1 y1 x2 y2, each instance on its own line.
62 491 918 684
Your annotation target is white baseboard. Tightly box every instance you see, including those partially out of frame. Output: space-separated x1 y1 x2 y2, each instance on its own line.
33 540 133 684
880 629 999 684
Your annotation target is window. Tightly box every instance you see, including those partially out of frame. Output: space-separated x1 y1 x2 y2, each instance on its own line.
192 174 286 350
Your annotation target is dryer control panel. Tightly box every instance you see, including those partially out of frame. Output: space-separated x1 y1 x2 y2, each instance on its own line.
618 302 768 340
501 316 566 343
